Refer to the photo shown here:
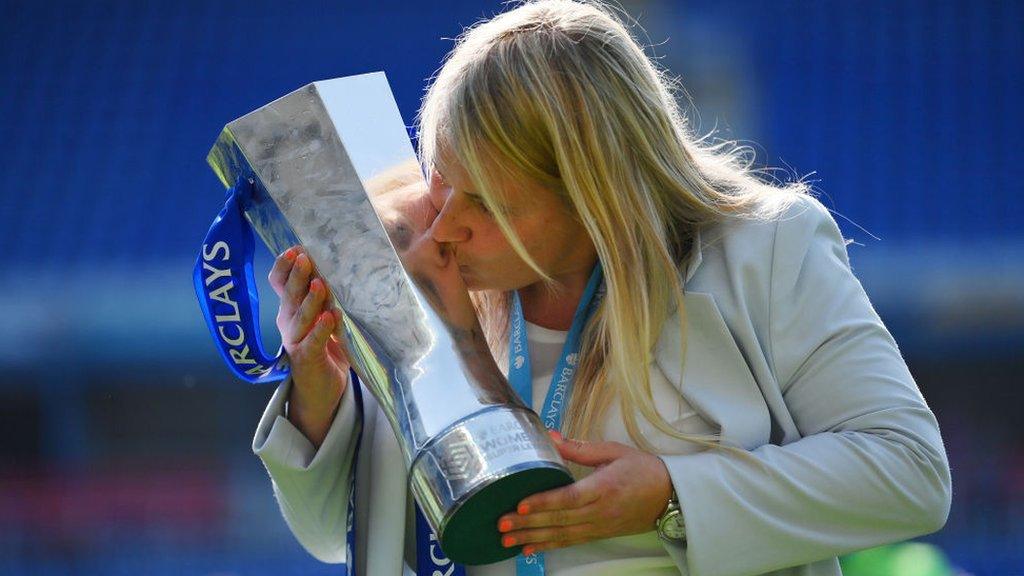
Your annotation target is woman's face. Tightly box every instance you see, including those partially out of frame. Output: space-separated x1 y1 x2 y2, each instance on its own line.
427 154 595 293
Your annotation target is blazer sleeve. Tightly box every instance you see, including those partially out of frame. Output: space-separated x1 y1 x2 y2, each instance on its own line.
251 374 361 564
659 195 952 576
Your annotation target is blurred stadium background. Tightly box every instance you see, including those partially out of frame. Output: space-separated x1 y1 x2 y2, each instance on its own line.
0 0 1021 574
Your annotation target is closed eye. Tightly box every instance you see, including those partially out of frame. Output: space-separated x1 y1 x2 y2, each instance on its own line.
434 166 505 217
466 194 493 215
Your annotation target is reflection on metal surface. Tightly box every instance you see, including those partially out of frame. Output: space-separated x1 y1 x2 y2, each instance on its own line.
207 72 570 564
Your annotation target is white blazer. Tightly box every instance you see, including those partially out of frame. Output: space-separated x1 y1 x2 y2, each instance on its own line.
252 193 952 576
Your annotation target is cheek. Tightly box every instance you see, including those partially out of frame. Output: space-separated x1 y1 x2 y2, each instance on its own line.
468 212 559 270
468 221 513 255
520 215 563 256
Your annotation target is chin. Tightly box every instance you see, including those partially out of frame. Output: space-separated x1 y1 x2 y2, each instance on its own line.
459 264 519 292
461 275 483 291
458 265 476 282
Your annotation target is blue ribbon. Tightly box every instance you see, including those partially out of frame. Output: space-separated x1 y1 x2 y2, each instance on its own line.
193 175 290 384
194 177 362 574
509 262 604 576
510 262 604 431
344 369 365 576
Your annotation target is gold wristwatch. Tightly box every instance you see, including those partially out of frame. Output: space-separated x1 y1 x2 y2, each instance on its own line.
655 488 686 543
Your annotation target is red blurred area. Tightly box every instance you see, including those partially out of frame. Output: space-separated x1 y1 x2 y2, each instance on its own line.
0 466 226 539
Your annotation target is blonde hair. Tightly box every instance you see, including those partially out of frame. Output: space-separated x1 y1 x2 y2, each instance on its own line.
415 0 808 459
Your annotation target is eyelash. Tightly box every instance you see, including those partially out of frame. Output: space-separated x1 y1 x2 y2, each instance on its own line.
468 195 493 215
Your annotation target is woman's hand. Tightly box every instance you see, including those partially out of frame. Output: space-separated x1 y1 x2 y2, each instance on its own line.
496 431 674 555
269 245 350 447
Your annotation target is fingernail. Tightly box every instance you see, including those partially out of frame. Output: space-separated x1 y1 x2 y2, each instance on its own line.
549 430 563 443
502 535 516 548
523 545 536 556
517 503 530 515
498 519 513 533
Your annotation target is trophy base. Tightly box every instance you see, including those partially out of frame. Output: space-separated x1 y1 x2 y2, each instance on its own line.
409 406 573 565
443 463 571 564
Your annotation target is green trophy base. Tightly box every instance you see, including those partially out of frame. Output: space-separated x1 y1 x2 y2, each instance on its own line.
442 466 573 565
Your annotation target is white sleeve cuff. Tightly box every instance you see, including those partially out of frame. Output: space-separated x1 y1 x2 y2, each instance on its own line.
252 374 358 472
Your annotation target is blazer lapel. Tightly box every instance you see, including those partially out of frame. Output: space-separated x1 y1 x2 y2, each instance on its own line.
655 233 771 450
682 227 703 285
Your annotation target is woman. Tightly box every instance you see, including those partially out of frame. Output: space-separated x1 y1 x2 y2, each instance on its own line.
252 1 952 575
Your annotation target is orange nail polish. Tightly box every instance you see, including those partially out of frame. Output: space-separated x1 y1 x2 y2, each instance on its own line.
502 535 516 548
498 519 513 533
523 545 536 556
517 503 530 515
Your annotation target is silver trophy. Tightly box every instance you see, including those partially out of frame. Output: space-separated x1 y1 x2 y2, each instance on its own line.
207 72 572 565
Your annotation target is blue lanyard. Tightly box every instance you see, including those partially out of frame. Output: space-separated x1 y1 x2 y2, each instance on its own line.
509 262 604 428
508 261 604 576
412 262 604 576
344 370 364 576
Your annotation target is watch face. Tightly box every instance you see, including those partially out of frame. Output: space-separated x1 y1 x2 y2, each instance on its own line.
658 510 687 541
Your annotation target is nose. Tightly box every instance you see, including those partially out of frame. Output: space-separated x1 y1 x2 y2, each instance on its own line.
428 173 472 245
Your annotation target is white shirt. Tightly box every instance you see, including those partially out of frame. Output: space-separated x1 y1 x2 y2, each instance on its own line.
468 320 717 576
